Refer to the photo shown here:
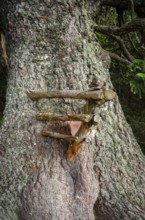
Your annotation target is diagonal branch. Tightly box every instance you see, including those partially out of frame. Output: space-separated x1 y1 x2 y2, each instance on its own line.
108 35 134 62
109 52 131 65
96 30 134 62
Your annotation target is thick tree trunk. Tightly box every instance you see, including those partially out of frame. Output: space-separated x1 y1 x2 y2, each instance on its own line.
0 1 145 220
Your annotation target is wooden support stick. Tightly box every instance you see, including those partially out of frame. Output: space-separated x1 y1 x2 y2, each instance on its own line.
27 89 116 101
36 113 92 122
42 130 78 141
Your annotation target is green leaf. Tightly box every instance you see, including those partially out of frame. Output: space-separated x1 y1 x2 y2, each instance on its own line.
129 80 145 98
136 73 145 81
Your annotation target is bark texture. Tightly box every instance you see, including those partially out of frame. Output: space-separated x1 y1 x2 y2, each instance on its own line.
0 1 145 220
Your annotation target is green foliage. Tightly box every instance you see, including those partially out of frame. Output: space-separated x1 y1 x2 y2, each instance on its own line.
110 59 145 99
127 59 145 98
96 5 145 98
96 5 145 153
136 73 145 80
96 32 109 47
129 80 144 98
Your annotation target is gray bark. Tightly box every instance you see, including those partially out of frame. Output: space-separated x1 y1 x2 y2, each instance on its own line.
0 1 145 220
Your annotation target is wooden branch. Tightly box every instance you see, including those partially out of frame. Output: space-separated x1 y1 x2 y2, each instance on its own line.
27 90 103 100
66 117 95 161
96 31 134 62
112 36 134 62
100 0 145 14
94 19 145 36
42 130 78 141
109 52 131 65
130 0 135 20
27 85 115 161
100 0 129 10
27 89 116 101
0 32 9 68
127 33 139 53
41 115 98 161
36 113 92 122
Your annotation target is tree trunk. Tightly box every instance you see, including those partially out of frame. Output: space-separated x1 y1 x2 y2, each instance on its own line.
0 1 145 220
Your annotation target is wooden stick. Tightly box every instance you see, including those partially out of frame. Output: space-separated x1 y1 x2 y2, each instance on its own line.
66 117 96 160
27 89 116 101
42 130 78 141
36 113 92 122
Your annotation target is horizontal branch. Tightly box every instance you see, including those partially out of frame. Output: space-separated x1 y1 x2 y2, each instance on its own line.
100 0 145 13
27 90 103 100
94 19 145 36
27 89 116 101
42 130 77 141
100 0 129 9
36 113 92 122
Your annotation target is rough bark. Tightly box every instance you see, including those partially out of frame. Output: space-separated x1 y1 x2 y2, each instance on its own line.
0 1 145 220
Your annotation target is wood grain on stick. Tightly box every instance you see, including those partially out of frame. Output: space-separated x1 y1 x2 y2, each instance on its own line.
27 89 116 101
